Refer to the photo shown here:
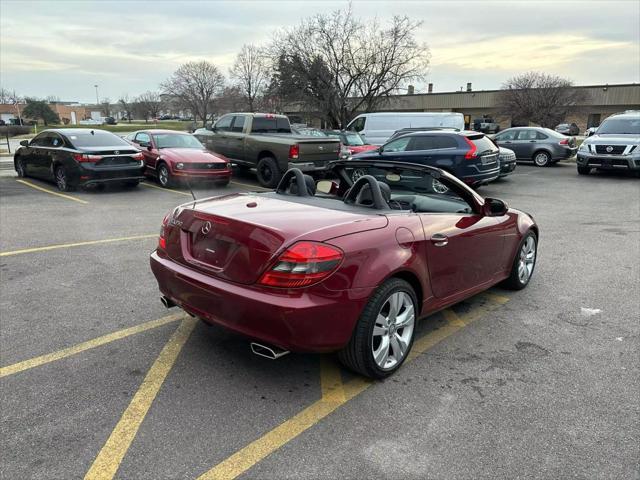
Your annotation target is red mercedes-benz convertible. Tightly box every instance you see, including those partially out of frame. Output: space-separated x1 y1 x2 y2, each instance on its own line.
151 160 538 378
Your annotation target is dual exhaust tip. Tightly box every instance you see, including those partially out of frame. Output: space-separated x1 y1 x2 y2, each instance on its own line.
161 296 290 360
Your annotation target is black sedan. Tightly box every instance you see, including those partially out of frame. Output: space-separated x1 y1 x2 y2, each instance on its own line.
14 129 145 191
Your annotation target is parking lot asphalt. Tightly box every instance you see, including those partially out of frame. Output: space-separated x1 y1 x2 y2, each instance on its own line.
1 164 638 479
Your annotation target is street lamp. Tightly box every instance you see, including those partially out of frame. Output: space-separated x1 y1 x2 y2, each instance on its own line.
94 84 99 105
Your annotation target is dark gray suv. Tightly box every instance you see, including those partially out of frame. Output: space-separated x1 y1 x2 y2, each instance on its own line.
493 127 577 167
576 111 640 176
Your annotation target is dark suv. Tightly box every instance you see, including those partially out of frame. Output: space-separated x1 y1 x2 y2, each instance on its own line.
14 129 145 191
350 130 500 189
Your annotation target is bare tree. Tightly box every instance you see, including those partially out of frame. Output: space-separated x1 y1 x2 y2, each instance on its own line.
230 44 270 112
498 72 587 128
136 91 163 121
215 85 247 116
119 95 134 122
161 61 225 127
270 5 429 127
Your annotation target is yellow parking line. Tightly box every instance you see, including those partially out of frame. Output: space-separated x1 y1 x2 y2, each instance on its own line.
84 317 197 480
198 298 508 480
0 234 157 257
140 181 192 196
16 179 89 204
230 180 269 192
0 313 184 378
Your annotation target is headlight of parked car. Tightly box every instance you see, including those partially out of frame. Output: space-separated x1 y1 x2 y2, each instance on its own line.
578 143 589 152
176 162 184 169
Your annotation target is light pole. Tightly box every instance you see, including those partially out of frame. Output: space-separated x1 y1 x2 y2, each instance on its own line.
94 84 99 105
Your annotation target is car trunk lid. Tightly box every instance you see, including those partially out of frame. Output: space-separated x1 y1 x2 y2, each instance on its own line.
166 193 387 284
295 138 341 163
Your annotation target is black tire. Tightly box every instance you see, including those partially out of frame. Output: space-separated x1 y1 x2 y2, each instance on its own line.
577 166 591 175
15 157 27 177
532 151 551 167
157 163 173 188
54 166 75 192
338 278 418 379
256 157 281 188
502 231 537 290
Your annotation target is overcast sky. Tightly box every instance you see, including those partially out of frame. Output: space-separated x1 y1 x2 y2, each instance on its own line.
1 0 639 103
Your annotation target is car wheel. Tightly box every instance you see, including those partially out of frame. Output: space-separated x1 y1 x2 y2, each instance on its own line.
256 157 280 188
339 278 417 379
502 231 537 290
431 177 449 194
157 163 173 188
577 166 591 175
15 157 27 177
351 168 367 182
533 151 551 167
55 166 75 192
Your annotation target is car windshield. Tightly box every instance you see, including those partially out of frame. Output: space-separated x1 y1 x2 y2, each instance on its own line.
340 165 473 214
153 134 203 149
597 117 640 135
341 133 365 146
67 131 130 147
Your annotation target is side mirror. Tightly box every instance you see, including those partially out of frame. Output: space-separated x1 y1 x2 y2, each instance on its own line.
316 180 338 195
139 141 150 148
484 198 508 216
20 140 29 147
147 145 153 151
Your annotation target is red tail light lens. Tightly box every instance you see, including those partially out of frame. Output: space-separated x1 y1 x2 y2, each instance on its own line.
73 153 102 163
158 212 170 250
258 241 343 288
463 137 477 160
558 138 569 145
289 144 299 159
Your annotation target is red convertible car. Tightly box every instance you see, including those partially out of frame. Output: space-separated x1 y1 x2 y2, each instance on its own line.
126 130 231 187
151 160 538 378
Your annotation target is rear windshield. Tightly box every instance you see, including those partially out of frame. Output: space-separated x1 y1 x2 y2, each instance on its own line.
597 117 640 135
341 133 365 146
67 131 130 147
251 117 291 133
469 135 498 154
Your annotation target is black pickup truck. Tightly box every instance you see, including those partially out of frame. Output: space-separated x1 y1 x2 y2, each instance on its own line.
194 113 340 187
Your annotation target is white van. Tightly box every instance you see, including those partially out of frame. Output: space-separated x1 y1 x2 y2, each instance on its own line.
346 112 465 145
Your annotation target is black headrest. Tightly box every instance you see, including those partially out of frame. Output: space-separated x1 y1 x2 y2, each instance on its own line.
289 174 316 196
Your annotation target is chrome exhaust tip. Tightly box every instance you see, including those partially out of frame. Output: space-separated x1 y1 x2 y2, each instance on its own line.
250 342 290 360
160 295 176 309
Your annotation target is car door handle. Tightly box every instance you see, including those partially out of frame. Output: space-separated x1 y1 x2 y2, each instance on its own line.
529 140 536 143
503 141 512 144
431 233 448 247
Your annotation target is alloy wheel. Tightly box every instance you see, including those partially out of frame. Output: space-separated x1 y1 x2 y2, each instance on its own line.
259 163 273 184
431 177 449 194
351 168 366 182
534 152 550 167
16 160 25 177
371 291 415 370
517 235 536 284
55 168 67 191
158 166 169 186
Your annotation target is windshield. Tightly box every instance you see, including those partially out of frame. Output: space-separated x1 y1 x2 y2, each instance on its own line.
153 133 203 149
597 117 640 135
67 131 130 147
342 165 473 214
341 133 365 146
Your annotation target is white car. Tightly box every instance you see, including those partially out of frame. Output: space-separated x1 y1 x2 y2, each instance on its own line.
79 118 104 125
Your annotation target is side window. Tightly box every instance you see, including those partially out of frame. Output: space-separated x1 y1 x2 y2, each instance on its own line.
517 130 537 141
432 136 458 149
31 133 49 146
50 134 63 148
231 115 246 133
408 136 434 151
135 132 151 145
382 136 411 153
496 130 517 141
215 115 233 132
536 131 549 140
349 117 366 132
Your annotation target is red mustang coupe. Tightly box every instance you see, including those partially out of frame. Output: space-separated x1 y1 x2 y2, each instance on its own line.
151 160 538 378
126 130 231 187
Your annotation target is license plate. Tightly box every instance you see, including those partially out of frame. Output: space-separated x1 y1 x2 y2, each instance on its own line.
482 155 497 165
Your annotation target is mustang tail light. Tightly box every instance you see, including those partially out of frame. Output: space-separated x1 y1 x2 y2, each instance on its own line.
463 137 477 159
73 153 102 163
258 241 343 288
289 144 300 160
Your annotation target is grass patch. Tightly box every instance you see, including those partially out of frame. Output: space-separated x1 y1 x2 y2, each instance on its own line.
30 120 194 134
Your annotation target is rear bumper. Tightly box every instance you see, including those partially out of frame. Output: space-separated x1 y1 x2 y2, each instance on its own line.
150 251 372 352
461 165 501 185
288 161 331 172
78 163 146 185
556 147 577 159
499 160 517 176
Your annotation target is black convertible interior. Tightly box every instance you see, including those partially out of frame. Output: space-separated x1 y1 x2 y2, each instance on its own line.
272 167 475 215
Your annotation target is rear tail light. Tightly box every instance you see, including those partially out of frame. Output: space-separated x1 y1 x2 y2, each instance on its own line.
132 152 145 160
158 212 170 250
258 241 343 288
73 153 102 163
463 137 477 159
288 144 299 160
558 138 569 145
